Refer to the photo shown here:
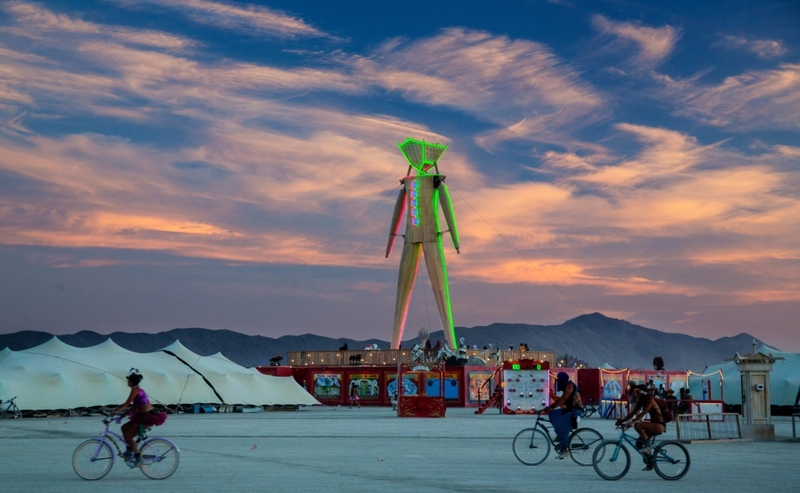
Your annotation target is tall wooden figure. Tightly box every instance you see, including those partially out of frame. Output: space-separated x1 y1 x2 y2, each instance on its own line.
386 138 460 350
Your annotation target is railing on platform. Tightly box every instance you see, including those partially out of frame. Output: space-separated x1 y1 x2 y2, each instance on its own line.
475 366 503 412
676 413 742 441
286 349 556 367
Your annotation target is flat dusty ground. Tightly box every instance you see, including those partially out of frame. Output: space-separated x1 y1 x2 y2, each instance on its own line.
1 407 797 493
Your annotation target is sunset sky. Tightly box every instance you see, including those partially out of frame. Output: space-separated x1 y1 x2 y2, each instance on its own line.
1 1 799 351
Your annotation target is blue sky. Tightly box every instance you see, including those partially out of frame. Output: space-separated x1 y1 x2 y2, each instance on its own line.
1 0 799 351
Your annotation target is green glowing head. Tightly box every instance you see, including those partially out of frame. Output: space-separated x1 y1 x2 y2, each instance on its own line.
397 138 448 175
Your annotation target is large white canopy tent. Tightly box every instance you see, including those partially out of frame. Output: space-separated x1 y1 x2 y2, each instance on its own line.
0 337 319 412
689 345 800 406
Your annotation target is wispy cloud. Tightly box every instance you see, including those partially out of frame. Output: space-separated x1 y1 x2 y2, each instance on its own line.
2 1 195 49
116 0 328 39
356 28 605 148
449 123 800 304
2 1 799 349
591 14 681 69
668 64 800 131
714 35 787 59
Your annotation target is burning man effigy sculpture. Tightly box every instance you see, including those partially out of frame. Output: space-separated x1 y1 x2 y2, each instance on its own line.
385 138 460 350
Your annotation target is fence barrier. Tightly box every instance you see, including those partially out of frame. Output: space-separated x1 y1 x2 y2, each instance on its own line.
675 413 742 441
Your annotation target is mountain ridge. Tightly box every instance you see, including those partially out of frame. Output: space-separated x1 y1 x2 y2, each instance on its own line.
0 313 765 372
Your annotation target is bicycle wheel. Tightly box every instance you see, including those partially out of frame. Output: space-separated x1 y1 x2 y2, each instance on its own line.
652 441 690 480
512 428 550 465
592 440 630 480
72 439 114 480
139 438 180 479
582 405 596 418
568 428 603 466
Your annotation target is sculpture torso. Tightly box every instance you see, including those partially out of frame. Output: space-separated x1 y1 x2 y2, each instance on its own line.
403 175 443 245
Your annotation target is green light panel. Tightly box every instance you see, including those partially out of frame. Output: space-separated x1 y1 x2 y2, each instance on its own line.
424 146 445 164
399 140 423 167
398 138 448 174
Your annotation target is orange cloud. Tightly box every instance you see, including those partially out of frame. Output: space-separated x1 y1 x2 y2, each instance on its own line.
592 15 681 68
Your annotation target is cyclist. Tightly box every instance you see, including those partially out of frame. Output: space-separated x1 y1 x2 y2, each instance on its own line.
113 369 167 465
615 384 665 470
543 372 582 459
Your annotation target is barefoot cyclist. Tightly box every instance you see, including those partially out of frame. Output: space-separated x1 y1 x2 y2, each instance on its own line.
615 384 666 470
112 369 167 466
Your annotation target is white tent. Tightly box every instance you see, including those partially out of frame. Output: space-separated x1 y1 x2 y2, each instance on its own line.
0 337 319 411
690 345 800 406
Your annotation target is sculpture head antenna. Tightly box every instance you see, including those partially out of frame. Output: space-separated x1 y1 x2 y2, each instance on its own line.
397 138 448 175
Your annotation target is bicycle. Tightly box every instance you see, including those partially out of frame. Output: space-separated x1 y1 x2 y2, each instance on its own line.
592 426 690 481
0 396 22 419
72 416 180 480
512 410 603 466
582 404 596 418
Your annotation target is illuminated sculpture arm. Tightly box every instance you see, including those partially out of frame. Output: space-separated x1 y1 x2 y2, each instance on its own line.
385 187 407 258
438 182 460 253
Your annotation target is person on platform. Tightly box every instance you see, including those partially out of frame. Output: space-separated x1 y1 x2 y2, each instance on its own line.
664 389 678 415
677 387 692 414
615 384 665 471
543 372 582 459
623 381 637 405
113 369 167 466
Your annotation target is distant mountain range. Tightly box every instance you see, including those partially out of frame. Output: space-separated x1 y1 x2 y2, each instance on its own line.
0 313 765 372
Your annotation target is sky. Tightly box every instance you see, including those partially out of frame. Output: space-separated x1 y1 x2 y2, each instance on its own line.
1 0 799 352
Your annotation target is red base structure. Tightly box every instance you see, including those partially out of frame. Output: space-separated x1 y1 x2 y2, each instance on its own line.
397 396 446 417
395 362 447 417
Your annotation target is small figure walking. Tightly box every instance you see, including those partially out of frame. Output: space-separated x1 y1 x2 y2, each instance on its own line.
349 382 361 408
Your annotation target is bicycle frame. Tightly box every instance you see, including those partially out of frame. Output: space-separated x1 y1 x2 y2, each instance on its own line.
610 429 647 460
513 409 603 468
608 427 683 466
593 425 690 481
532 413 555 441
87 419 172 464
0 397 22 418
89 426 126 464
73 417 181 481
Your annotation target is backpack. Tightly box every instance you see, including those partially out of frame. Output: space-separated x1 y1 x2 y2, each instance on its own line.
654 398 673 423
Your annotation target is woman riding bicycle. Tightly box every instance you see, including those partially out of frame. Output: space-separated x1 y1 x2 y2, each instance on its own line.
113 369 167 465
615 384 665 469
543 372 582 459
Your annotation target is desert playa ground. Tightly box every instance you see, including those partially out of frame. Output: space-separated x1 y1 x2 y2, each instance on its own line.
1 407 798 493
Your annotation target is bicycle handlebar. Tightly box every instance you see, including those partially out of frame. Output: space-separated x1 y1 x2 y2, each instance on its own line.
102 416 122 425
